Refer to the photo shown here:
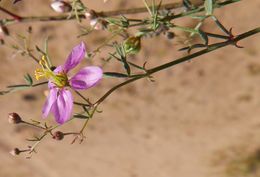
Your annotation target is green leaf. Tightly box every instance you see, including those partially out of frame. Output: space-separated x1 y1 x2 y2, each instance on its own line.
103 72 129 78
24 73 33 86
190 15 207 20
179 44 207 53
198 30 209 45
211 15 230 35
7 84 30 88
73 114 89 119
114 44 131 75
35 45 44 54
204 0 214 16
183 0 194 10
190 22 203 37
122 56 131 76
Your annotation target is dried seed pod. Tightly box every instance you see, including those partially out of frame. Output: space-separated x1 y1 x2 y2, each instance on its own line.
53 131 64 140
8 113 22 124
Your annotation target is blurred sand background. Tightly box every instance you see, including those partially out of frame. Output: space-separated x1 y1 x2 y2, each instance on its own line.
0 0 260 177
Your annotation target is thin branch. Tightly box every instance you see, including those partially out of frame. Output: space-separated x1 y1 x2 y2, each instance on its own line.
95 27 260 105
0 6 22 21
0 0 239 26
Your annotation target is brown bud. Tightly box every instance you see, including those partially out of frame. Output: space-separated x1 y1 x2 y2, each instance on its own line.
0 39 4 45
0 25 9 37
10 148 21 156
8 113 22 124
166 31 175 40
53 131 64 140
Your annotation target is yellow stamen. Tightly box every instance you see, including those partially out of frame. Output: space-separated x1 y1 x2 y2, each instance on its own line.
34 68 45 80
34 55 68 88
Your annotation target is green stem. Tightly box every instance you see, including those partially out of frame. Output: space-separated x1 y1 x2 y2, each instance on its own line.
73 101 90 107
95 27 260 105
32 81 48 87
21 120 46 130
174 25 199 34
79 105 97 134
74 90 92 105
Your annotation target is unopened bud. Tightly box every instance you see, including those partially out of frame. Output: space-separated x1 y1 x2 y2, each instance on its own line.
53 131 64 140
85 9 98 20
10 148 21 156
123 36 141 54
90 18 108 30
8 113 22 124
166 31 175 40
50 1 72 13
0 26 9 37
0 39 4 45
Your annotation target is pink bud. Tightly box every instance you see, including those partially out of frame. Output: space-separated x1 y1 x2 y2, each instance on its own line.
90 19 107 30
10 148 21 156
0 26 9 38
50 1 72 13
85 10 97 20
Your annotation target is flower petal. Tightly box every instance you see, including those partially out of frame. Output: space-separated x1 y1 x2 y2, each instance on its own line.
70 66 103 90
48 80 56 89
51 89 73 124
63 42 86 73
53 65 64 74
42 88 58 118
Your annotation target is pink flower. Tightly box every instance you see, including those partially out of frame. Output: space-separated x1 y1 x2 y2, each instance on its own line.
35 42 103 124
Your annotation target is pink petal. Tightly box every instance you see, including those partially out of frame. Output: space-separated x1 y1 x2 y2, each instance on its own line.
42 88 58 118
69 66 103 90
48 80 56 89
53 65 64 74
51 89 73 124
63 42 86 73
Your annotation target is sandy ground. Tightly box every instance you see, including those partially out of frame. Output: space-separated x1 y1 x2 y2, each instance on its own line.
0 0 260 177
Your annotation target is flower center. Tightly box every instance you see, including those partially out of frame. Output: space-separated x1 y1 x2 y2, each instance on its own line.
35 56 68 88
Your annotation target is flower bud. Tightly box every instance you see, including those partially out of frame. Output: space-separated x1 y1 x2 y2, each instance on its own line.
90 18 108 30
53 131 64 140
50 1 72 13
123 36 141 54
166 31 175 40
8 112 22 124
85 10 107 30
0 25 9 37
0 39 4 45
10 148 21 156
85 9 98 20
